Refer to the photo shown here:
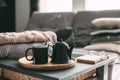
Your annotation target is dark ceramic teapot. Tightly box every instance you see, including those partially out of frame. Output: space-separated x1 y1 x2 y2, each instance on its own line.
50 39 74 64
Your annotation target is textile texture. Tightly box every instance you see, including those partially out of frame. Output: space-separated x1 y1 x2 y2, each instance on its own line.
0 30 57 45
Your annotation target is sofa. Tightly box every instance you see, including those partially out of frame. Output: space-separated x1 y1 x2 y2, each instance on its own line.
1 10 120 80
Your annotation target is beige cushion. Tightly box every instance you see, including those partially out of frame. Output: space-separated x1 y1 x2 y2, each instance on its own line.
91 18 120 27
84 43 120 54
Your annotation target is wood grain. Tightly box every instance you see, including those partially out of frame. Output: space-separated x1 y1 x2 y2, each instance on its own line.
76 55 109 64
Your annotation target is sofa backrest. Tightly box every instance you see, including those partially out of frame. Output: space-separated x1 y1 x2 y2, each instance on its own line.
25 12 75 45
25 10 120 47
73 10 120 27
25 12 75 31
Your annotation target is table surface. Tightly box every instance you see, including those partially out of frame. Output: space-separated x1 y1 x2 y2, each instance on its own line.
0 52 117 80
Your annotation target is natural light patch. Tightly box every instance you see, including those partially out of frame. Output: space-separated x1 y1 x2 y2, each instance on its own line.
39 0 72 12
47 0 72 12
85 0 120 11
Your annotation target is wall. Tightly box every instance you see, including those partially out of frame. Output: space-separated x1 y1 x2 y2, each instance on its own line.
15 0 30 32
73 0 85 12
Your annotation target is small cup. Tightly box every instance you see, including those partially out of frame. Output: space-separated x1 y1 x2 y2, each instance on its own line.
25 44 48 64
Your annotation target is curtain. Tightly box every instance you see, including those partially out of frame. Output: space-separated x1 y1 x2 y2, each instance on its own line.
30 0 39 16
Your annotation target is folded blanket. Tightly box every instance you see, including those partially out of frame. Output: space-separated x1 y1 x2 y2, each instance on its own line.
90 29 120 35
0 30 57 45
0 42 39 59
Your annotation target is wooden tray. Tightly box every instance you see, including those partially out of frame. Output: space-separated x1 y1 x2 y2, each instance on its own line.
18 56 76 70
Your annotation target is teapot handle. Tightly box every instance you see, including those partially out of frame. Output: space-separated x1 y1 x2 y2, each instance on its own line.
48 45 53 58
44 41 53 58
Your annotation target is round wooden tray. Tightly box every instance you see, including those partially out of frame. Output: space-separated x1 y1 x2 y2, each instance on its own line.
18 56 76 70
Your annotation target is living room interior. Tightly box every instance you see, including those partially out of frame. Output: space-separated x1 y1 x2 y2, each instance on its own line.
0 0 120 80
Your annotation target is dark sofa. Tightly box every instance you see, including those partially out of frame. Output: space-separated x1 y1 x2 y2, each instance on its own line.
1 10 120 80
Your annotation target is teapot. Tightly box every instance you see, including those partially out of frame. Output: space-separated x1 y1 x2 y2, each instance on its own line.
49 39 74 64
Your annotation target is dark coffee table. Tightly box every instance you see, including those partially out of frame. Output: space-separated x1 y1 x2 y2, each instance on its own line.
0 52 117 80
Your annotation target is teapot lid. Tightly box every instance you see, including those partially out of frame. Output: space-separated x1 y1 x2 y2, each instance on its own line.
56 39 69 48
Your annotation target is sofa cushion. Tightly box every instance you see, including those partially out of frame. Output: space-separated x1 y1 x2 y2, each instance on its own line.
91 33 120 43
84 43 120 54
91 18 120 27
73 24 94 47
26 12 75 31
55 27 74 45
90 27 120 43
73 10 120 27
89 25 120 43
72 10 120 47
26 12 75 44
